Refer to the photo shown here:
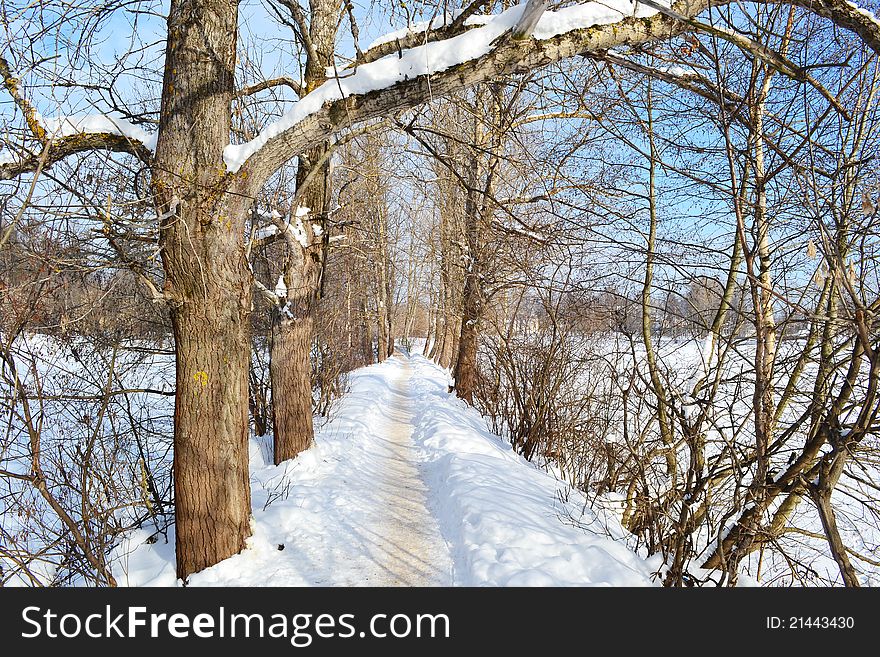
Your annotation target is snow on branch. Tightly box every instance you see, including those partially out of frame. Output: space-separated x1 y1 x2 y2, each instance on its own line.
0 55 156 178
0 131 154 180
38 115 157 151
0 112 156 180
229 0 880 195
227 1 668 180
366 12 459 51
4 0 878 185
362 3 495 63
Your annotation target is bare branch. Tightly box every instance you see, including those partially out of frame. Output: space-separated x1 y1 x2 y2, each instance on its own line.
344 0 365 63
236 76 304 98
236 6 688 193
272 0 319 66
639 0 852 120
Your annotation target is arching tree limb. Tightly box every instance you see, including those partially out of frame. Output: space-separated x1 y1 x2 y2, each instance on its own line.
237 0 880 196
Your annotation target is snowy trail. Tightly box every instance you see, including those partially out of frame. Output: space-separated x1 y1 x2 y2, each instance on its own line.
114 351 654 587
197 354 455 586
343 356 454 585
115 354 455 586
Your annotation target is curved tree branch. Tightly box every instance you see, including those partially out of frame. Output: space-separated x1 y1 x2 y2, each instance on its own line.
0 133 152 180
235 0 880 196
2 1 878 188
236 76 304 98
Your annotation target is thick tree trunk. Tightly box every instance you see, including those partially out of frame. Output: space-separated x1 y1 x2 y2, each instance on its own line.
433 316 451 366
453 303 480 403
428 314 443 361
433 178 459 368
170 295 252 578
268 7 336 463
271 308 315 463
453 197 483 401
452 106 492 404
154 0 252 580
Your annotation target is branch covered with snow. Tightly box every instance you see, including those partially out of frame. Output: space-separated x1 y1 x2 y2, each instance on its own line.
0 113 155 179
230 0 880 195
4 0 880 185
229 0 673 185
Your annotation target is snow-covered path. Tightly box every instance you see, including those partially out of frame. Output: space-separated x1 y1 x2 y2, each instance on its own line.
179 354 455 586
339 356 453 585
112 351 655 587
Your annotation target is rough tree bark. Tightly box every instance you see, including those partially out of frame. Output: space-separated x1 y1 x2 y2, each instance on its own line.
270 157 327 464
154 0 252 579
810 447 861 587
452 87 501 404
375 205 395 361
452 174 485 403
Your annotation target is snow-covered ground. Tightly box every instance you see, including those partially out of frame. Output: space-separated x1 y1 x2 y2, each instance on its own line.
6 333 876 586
111 352 656 586
407 355 656 586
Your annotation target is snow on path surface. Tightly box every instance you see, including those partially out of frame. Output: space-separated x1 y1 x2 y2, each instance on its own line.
112 352 655 587
311 355 454 585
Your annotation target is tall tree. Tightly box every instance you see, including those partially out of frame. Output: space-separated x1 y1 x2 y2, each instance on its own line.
267 0 338 464
152 0 251 579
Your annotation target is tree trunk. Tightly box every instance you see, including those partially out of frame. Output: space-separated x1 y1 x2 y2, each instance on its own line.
444 315 461 369
429 314 444 361
810 449 860 587
270 154 326 464
433 175 459 368
154 0 251 580
377 296 390 361
268 7 336 463
424 303 434 356
452 98 495 404
271 307 315 463
383 236 395 357
170 296 252 579
360 294 375 365
453 303 480 403
813 488 860 587
453 164 484 402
